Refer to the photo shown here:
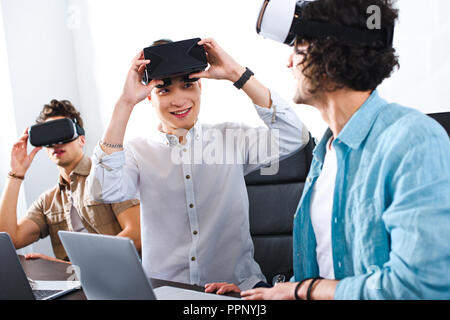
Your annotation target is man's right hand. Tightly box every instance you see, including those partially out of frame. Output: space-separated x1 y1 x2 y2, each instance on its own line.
119 51 164 108
10 128 42 177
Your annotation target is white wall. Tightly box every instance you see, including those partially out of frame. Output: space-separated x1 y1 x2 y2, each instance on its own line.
1 0 82 256
0 3 29 254
82 0 328 142
378 0 450 112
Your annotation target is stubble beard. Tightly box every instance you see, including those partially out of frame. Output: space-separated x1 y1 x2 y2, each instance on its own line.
293 86 309 105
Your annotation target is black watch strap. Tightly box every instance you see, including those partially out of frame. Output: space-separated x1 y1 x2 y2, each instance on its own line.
233 67 254 89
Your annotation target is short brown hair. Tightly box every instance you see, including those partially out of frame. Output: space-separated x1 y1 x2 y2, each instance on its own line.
151 39 173 47
36 99 84 129
296 0 399 93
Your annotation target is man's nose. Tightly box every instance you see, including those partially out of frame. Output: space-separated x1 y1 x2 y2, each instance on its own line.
170 98 189 107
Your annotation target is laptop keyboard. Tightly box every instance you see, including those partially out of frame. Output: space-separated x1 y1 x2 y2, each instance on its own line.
33 289 62 300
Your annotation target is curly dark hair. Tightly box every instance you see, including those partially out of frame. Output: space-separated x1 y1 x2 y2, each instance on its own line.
296 0 400 93
36 99 84 129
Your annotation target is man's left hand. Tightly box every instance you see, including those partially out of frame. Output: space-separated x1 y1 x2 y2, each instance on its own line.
189 38 246 83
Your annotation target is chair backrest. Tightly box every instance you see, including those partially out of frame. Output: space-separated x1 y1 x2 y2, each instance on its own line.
245 137 315 282
427 112 450 137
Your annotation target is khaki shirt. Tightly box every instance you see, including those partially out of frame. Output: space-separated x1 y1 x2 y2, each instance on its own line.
26 155 139 260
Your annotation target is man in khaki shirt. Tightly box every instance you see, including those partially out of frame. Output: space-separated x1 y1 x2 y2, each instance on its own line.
0 99 141 262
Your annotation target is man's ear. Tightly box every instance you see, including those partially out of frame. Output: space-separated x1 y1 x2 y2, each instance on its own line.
79 135 86 147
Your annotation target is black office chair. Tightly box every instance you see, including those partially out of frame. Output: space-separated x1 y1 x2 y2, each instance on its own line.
427 112 450 137
245 136 315 282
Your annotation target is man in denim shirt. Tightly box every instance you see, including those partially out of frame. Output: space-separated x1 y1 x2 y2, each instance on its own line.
242 0 450 300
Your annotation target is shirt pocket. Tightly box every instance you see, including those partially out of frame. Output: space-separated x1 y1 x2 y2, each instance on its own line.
45 211 67 225
83 198 119 229
45 211 69 245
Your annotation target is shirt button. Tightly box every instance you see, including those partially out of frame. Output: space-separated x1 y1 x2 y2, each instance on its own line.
193 230 198 235
338 261 342 268
191 257 196 261
189 203 194 208
334 217 338 224
186 175 191 179
306 177 312 183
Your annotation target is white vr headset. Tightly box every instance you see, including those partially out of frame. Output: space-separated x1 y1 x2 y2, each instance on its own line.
256 0 394 47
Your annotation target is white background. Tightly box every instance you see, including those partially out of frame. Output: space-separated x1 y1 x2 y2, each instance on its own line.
1 0 449 256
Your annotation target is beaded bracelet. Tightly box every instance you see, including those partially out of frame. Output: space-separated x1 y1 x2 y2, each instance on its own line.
100 140 123 149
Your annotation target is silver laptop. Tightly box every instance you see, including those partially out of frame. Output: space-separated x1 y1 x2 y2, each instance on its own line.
0 232 80 300
58 231 240 300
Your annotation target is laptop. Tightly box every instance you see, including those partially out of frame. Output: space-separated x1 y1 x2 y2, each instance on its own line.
58 231 240 300
0 232 81 300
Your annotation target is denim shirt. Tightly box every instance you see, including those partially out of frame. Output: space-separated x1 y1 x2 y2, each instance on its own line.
293 90 450 299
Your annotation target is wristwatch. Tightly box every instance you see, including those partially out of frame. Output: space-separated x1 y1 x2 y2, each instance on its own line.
233 67 254 89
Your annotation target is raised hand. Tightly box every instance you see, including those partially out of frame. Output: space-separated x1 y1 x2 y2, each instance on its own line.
120 51 164 107
189 38 246 83
10 128 42 177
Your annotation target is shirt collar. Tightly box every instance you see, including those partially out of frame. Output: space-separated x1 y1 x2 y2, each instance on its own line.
156 120 202 147
58 154 91 188
337 90 387 149
313 90 387 162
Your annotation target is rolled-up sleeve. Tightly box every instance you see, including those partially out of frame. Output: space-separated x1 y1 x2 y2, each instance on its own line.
335 132 450 300
25 196 49 239
243 89 309 175
87 143 140 203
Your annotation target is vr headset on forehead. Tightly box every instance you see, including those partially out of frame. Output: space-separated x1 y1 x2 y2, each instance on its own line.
29 118 85 147
256 0 394 47
141 37 208 87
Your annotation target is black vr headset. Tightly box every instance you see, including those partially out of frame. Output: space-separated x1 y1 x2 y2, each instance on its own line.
256 0 394 47
141 37 208 86
29 118 85 147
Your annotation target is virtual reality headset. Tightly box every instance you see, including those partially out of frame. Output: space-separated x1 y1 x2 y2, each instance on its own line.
29 118 85 147
256 0 394 47
142 37 208 86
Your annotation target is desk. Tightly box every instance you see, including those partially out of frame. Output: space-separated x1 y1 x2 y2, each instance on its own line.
18 255 241 300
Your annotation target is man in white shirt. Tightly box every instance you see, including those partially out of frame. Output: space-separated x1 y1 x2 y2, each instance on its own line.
87 38 309 292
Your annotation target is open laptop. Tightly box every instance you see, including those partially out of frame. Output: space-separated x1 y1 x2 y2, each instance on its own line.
58 231 240 300
0 232 80 300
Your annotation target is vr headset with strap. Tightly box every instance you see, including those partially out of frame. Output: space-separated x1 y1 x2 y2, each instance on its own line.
256 0 394 47
29 118 85 147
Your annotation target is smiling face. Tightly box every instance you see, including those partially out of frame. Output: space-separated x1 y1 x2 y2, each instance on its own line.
148 76 202 134
44 116 85 168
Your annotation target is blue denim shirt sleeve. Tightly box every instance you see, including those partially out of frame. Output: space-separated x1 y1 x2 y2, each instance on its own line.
335 118 450 300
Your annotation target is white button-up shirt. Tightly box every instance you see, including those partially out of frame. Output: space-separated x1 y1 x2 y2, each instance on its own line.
88 90 309 290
